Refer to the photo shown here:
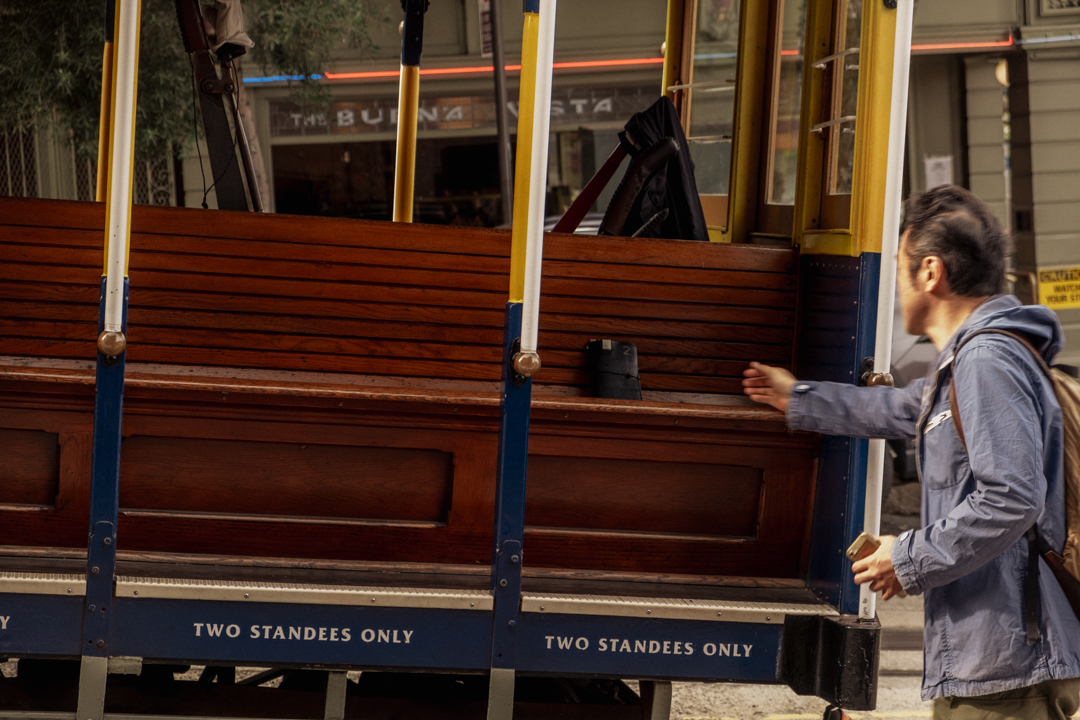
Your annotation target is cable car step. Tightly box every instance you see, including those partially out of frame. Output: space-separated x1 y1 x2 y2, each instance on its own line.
520 592 838 624
115 576 492 610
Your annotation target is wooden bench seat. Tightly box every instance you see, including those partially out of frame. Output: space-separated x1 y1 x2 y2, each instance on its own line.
0 198 813 581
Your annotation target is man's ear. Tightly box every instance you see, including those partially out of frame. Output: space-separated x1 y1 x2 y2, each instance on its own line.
922 256 948 295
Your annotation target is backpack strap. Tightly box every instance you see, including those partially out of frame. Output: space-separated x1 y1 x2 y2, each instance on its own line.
948 328 1046 644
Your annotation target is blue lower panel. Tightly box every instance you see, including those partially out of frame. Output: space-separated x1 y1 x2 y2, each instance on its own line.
0 594 84 656
110 599 492 670
515 614 781 682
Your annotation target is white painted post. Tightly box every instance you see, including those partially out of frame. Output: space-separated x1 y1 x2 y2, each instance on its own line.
860 0 914 622
519 0 557 356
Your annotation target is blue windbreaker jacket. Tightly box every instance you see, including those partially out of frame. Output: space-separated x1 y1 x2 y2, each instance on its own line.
787 295 1080 701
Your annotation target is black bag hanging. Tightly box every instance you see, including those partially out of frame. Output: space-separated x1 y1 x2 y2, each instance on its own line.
585 339 642 400
599 96 709 242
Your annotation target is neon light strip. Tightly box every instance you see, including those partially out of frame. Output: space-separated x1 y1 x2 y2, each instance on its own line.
911 36 1013 51
244 74 323 83
242 57 664 83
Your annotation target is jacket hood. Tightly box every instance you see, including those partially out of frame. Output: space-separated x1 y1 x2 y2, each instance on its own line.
952 294 1064 363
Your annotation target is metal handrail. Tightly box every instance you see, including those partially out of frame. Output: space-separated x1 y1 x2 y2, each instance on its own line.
809 115 856 134
666 78 735 92
811 46 859 69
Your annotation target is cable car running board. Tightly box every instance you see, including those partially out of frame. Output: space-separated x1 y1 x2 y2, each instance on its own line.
520 592 838 623
115 577 492 610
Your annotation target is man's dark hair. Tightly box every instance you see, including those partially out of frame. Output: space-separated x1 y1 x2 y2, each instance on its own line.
900 185 1006 297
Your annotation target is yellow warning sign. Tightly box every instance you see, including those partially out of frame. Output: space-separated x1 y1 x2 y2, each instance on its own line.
1039 265 1080 310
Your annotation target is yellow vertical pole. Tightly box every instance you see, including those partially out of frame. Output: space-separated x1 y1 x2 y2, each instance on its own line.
95 1 120 202
393 65 420 222
508 11 540 304
661 0 685 100
393 0 428 223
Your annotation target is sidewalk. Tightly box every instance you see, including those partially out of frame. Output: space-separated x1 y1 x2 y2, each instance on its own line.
670 594 930 720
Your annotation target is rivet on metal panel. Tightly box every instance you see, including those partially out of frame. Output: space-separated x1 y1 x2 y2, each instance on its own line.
88 605 96 613
500 579 508 587
647 609 652 614
91 567 100 575
540 606 545 611
244 593 250 598
508 620 516 628
511 555 520 563
103 538 112 546
96 640 105 648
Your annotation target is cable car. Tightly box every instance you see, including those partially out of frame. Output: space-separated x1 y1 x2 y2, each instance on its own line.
0 0 913 716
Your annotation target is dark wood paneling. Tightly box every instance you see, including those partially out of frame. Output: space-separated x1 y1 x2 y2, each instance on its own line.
119 437 453 523
0 428 59 506
525 456 762 537
0 198 816 581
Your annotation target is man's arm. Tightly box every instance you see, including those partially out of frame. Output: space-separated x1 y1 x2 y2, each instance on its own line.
743 363 926 440
890 339 1046 594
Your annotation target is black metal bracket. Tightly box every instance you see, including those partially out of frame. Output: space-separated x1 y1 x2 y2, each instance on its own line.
83 520 117 654
780 614 881 711
858 357 875 386
883 0 897 9
200 76 236 95
400 0 429 67
490 539 523 668
509 338 527 386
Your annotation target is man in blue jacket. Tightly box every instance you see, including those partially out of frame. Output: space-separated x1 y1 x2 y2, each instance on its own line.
743 186 1080 719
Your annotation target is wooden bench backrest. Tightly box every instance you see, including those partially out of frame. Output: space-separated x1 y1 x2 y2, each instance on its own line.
1 199 797 396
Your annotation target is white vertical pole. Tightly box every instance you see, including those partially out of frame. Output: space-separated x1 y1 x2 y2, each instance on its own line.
519 0 557 356
103 0 141 334
861 0 914 621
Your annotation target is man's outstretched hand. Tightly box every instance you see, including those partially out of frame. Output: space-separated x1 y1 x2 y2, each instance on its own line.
852 534 905 600
742 362 797 412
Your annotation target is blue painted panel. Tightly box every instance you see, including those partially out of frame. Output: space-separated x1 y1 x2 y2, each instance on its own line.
807 435 856 607
837 252 881 615
515 614 781 682
85 276 128 656
0 594 85 656
109 599 492 670
799 253 880 613
491 301 530 670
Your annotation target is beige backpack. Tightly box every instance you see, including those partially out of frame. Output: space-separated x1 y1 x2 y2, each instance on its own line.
949 329 1080 619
